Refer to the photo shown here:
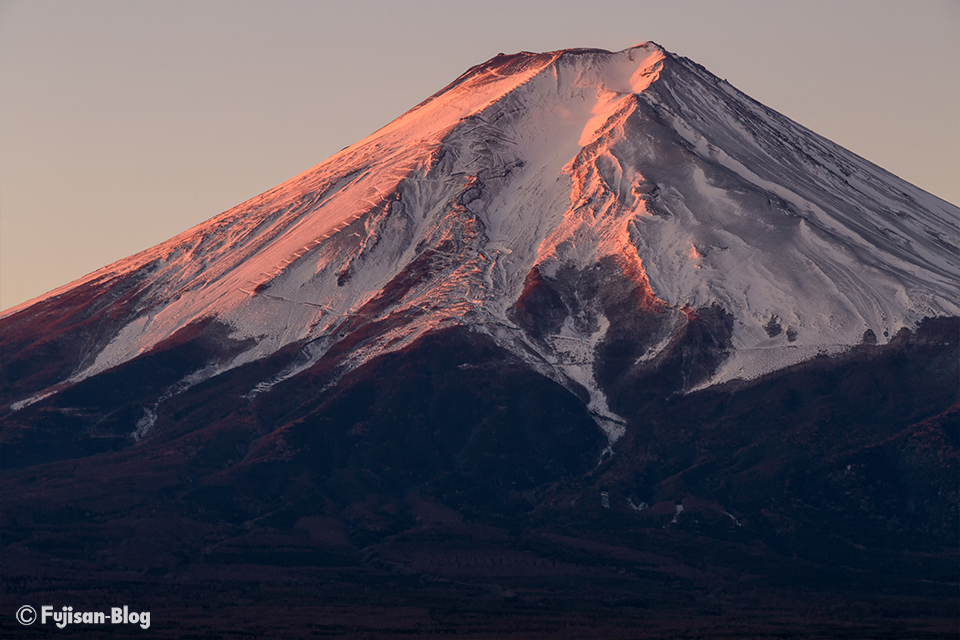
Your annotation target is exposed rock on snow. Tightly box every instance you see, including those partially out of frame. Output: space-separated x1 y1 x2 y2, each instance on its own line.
3 43 957 445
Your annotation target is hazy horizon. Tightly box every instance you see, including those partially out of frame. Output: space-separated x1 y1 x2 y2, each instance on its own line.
2 0 958 311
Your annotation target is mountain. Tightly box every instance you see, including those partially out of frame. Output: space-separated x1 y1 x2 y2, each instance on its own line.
2 43 957 638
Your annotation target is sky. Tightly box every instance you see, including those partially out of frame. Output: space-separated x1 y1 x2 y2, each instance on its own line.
1 0 958 311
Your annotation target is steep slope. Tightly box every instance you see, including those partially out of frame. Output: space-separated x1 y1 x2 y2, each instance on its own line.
2 43 958 639
2 42 957 445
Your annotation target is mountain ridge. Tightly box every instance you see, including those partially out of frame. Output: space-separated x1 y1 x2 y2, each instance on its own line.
3 42 958 428
2 43 957 638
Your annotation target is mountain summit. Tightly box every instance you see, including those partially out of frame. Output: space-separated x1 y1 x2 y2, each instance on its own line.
3 43 956 445
2 44 957 638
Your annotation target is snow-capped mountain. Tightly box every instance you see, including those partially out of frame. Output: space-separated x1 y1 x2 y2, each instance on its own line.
3 44 957 638
3 42 957 444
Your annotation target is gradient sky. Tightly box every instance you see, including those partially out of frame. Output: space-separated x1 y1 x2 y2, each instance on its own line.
2 0 958 311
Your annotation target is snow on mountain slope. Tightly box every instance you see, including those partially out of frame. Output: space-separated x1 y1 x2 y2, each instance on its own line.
5 43 958 442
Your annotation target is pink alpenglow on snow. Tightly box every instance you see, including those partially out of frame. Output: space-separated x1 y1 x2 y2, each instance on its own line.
4 44 958 443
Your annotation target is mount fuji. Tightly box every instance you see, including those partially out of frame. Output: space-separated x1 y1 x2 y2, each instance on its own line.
2 43 957 638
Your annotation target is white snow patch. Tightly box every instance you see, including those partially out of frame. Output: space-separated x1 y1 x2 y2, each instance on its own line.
545 314 627 443
10 390 57 412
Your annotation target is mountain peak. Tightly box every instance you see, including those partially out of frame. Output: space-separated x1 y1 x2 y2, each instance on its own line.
3 44 957 443
2 43 956 638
